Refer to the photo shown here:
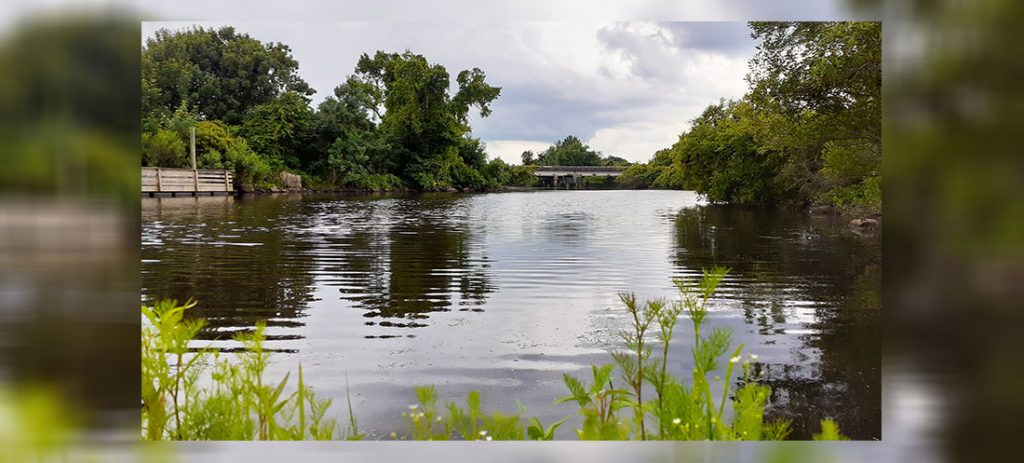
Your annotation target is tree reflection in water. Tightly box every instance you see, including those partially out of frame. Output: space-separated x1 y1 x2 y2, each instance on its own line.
671 205 880 439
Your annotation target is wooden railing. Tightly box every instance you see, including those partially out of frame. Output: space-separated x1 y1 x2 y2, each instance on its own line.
142 167 233 193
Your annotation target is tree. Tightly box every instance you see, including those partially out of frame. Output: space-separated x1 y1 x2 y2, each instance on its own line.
747 21 881 211
535 136 604 166
239 91 315 170
674 100 788 204
347 50 501 189
602 156 630 167
659 22 881 211
142 26 312 125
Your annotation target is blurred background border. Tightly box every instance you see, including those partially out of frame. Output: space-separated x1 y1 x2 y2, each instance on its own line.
1 1 1022 461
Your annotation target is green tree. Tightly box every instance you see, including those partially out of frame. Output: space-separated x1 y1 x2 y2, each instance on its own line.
347 51 501 189
312 81 379 174
239 91 315 170
602 156 630 167
142 26 312 125
673 100 788 204
747 21 881 212
535 136 605 166
660 22 880 211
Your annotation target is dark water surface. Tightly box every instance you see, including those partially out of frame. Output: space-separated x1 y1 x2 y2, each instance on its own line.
141 190 880 439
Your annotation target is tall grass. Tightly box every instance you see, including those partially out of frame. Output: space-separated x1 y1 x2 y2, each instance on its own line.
141 300 361 440
141 267 850 440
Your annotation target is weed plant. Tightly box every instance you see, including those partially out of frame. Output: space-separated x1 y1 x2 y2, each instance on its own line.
141 300 361 440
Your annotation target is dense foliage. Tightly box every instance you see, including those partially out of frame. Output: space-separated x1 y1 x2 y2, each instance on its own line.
614 22 880 214
657 22 881 213
141 27 536 191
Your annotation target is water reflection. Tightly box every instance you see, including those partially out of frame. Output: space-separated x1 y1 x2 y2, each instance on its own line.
309 195 494 336
672 205 881 439
141 192 879 439
141 193 494 343
142 195 319 342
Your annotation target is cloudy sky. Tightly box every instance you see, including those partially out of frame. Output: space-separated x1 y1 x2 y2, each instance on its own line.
143 21 760 164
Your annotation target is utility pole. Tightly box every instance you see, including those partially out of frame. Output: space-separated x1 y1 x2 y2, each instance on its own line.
190 126 197 170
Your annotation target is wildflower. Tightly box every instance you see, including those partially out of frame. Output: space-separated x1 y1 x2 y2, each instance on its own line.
479 430 488 436
750 354 758 360
409 404 419 410
390 432 397 439
436 416 442 422
729 356 741 364
672 418 682 425
485 436 493 441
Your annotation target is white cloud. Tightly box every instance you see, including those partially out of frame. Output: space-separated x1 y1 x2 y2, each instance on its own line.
586 121 682 162
484 140 554 165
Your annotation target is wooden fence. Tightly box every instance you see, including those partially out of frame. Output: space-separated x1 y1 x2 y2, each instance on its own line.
142 167 233 195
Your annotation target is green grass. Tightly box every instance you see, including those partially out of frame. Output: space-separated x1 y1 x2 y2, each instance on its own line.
141 300 361 440
141 267 849 441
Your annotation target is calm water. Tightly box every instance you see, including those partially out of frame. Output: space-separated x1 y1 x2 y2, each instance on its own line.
141 190 880 439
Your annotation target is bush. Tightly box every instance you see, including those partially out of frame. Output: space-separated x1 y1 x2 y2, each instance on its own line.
823 174 881 216
650 164 687 189
142 129 187 167
616 164 659 189
223 140 273 187
197 148 224 170
451 160 489 190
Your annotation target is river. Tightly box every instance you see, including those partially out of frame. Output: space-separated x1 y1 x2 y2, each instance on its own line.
141 190 880 439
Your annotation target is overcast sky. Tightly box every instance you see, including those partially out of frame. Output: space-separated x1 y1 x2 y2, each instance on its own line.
143 21 761 164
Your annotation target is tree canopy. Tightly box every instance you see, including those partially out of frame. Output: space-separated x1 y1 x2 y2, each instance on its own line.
652 21 881 213
142 26 312 125
345 51 502 188
141 27 537 191
521 135 625 167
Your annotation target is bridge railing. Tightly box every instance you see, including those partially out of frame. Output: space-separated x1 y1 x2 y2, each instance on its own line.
533 165 628 172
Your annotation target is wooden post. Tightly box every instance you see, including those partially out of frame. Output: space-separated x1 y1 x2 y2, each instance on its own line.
193 169 199 192
190 126 197 170
156 167 162 192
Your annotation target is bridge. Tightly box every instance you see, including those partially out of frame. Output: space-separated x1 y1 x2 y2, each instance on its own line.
532 165 626 188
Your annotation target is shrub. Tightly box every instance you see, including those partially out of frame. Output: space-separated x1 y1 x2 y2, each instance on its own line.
223 140 273 187
142 129 187 167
